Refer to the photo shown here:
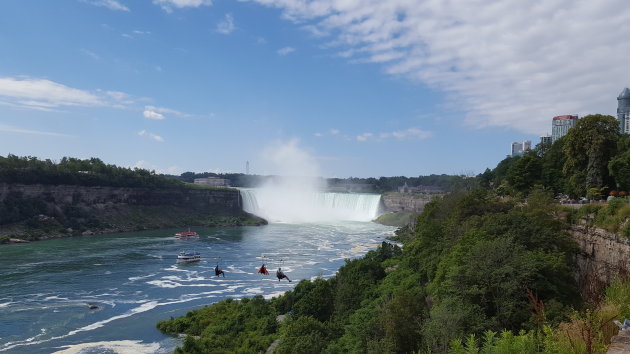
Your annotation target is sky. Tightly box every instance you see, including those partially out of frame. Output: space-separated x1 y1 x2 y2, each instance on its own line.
1 0 629 178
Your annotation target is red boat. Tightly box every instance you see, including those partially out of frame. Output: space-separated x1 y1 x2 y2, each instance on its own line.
174 228 199 238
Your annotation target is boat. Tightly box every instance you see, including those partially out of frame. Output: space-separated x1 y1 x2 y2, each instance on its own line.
174 228 199 238
177 251 201 263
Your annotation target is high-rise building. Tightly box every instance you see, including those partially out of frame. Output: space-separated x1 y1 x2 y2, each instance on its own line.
618 88 630 134
551 115 578 142
540 135 552 145
511 140 531 157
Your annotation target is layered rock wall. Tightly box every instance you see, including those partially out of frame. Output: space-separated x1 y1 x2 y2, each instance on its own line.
381 193 440 213
0 183 242 213
570 225 630 298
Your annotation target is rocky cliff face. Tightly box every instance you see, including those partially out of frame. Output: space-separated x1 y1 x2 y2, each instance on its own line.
0 183 242 211
0 183 260 240
381 193 440 213
570 225 630 299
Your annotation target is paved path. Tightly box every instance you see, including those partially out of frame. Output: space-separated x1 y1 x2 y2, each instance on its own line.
607 329 630 353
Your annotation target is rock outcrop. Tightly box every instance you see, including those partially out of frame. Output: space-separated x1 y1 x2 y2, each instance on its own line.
570 225 630 299
0 183 242 211
381 193 440 213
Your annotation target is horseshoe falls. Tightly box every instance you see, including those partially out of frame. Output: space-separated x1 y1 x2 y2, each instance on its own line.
239 188 383 223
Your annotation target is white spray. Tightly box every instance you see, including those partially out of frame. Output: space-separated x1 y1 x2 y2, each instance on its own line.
241 139 381 223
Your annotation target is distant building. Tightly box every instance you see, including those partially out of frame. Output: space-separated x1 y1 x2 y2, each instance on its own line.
618 88 630 133
551 115 578 142
398 183 444 194
193 177 230 187
540 135 552 145
511 140 531 157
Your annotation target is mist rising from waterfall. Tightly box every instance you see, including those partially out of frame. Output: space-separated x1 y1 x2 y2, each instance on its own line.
242 140 381 223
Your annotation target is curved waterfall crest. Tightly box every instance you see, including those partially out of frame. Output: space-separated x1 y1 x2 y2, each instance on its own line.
239 188 382 223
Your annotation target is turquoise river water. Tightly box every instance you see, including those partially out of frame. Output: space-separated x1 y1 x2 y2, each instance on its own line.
0 221 394 353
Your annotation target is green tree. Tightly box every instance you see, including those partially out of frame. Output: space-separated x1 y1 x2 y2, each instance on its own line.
563 114 620 196
609 149 630 191
506 152 543 193
541 136 568 194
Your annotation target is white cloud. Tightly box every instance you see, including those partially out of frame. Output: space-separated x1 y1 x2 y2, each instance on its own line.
81 49 100 60
143 110 165 120
153 0 212 13
383 127 432 140
216 13 236 34
330 128 339 135
356 128 432 142
314 132 323 137
122 30 151 39
143 105 191 120
277 46 296 56
356 132 373 142
138 129 165 142
85 0 129 11
254 0 630 135
0 77 130 110
0 124 73 137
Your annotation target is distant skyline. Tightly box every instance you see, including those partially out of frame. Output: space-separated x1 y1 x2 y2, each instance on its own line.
1 1 629 178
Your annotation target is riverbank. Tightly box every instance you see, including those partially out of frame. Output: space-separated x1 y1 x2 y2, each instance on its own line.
0 211 266 244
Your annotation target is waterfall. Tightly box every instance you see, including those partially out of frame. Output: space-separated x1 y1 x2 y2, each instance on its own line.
239 188 382 223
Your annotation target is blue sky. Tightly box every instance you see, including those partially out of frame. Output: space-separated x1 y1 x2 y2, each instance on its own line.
1 0 629 178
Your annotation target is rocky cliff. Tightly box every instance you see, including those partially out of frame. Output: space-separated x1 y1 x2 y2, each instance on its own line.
0 183 242 210
381 193 440 213
570 225 630 299
0 183 263 241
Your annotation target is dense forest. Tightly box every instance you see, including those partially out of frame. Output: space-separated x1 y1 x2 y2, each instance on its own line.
0 155 186 189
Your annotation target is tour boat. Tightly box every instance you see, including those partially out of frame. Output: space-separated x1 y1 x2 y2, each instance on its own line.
174 228 199 238
177 251 201 263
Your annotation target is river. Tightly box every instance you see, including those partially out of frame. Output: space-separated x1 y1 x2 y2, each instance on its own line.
0 220 394 353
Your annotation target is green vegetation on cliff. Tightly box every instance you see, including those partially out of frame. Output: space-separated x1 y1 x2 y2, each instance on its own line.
158 189 594 353
373 212 416 227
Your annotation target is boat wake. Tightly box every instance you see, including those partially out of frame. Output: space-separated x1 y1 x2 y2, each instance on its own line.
52 340 163 354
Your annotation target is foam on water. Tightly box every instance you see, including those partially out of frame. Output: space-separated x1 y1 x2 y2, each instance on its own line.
53 340 162 354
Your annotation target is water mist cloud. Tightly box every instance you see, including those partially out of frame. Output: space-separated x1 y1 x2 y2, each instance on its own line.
246 139 331 222
260 139 321 179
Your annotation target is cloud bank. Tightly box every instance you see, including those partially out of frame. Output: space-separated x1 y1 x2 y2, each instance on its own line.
0 77 133 111
143 105 191 120
254 0 630 134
